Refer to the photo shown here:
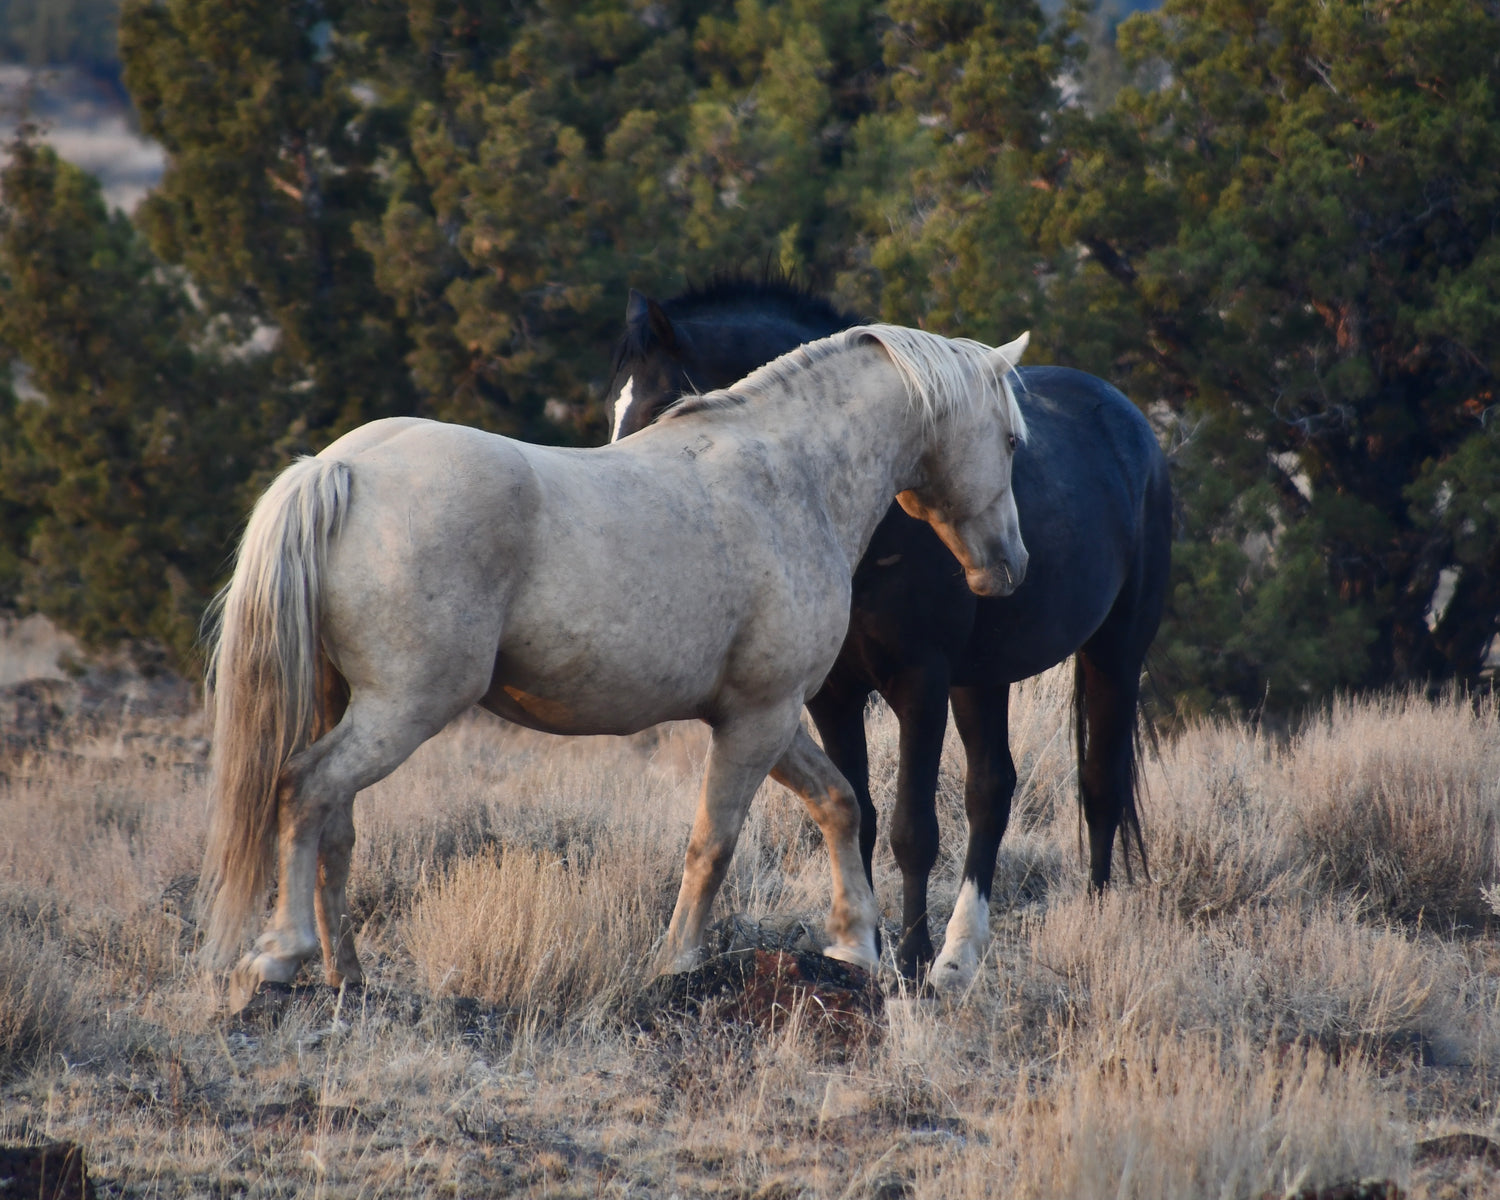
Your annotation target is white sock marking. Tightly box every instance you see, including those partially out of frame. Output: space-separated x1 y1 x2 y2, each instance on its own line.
610 376 636 443
932 878 990 992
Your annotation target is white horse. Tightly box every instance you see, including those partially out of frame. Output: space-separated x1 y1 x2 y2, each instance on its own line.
202 324 1030 1004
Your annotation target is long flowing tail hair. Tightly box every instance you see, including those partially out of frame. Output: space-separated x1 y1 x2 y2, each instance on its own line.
199 457 350 966
1073 655 1150 882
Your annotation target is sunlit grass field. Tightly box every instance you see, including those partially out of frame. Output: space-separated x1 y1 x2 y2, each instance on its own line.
4 660 1500 1198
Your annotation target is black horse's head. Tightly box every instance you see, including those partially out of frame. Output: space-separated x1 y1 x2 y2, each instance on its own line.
603 278 859 442
605 290 698 441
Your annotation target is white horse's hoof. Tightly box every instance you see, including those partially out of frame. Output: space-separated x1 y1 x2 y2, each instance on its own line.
927 949 979 995
228 948 305 1012
228 955 264 1013
822 942 879 974
657 947 706 976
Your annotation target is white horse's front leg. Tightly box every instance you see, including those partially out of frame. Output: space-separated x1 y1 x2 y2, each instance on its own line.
658 708 802 973
771 725 880 971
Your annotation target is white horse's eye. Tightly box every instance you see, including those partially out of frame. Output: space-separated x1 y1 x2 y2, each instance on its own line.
1008 433 1019 452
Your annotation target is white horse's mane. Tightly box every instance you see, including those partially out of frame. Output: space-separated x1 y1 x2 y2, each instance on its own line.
662 323 1029 443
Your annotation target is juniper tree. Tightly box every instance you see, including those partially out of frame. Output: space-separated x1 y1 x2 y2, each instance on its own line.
119 0 413 450
1039 0 1500 712
355 0 888 440
0 132 265 663
833 0 1080 338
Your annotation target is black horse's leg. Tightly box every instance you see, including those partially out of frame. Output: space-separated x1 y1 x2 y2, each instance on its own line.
929 682 1015 991
884 657 951 978
806 683 876 885
1076 645 1141 889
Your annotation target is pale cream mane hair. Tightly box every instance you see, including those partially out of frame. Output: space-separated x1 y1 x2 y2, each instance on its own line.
663 323 1029 443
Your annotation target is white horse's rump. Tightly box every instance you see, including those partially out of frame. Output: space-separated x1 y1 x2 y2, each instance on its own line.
203 326 1030 1004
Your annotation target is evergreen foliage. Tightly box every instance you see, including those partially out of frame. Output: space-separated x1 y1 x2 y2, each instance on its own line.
351 0 888 439
1043 0 1500 712
0 131 268 664
119 0 414 449
0 0 1494 714
835 0 1075 336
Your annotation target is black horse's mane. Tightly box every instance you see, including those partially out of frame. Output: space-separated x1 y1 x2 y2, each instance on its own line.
614 273 860 362
668 273 860 328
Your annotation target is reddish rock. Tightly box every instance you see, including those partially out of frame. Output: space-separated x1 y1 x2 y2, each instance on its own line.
723 948 882 1042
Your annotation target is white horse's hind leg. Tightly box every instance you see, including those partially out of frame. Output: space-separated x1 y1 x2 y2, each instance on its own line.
231 693 472 1004
659 707 803 973
771 726 880 971
315 801 360 988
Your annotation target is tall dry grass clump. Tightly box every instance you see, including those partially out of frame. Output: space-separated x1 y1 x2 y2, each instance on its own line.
403 843 663 1020
1144 722 1300 920
0 920 79 1078
1143 689 1500 931
1286 690 1500 926
0 738 206 1001
368 715 698 1018
1024 890 1451 1055
916 1028 1404 1200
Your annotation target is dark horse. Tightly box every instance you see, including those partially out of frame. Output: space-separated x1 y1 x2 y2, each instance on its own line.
607 280 1171 988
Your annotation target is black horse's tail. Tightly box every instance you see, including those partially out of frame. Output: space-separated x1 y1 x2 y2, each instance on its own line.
1073 654 1151 884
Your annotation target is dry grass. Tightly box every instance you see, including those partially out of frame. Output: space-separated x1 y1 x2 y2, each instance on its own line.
0 921 79 1078
1143 689 1500 931
3 669 1500 1198
1289 692 1500 926
403 843 664 1018
911 1029 1405 1200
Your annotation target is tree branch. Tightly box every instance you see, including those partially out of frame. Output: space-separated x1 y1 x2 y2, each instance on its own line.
1081 236 1137 286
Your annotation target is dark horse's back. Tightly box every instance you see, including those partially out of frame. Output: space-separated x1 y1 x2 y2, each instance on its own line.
973 366 1170 682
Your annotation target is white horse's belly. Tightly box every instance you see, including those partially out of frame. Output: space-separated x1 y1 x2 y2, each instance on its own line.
478 669 700 735
481 580 742 734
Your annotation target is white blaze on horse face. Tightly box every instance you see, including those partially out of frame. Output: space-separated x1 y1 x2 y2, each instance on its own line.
610 376 636 443
930 878 989 993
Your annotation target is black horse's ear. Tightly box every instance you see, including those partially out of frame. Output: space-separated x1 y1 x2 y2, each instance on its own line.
627 288 678 351
626 288 651 327
647 299 678 350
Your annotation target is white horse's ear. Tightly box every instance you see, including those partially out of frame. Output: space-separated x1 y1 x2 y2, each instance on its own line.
989 330 1030 372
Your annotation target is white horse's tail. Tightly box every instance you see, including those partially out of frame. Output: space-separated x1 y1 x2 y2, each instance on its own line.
200 456 351 967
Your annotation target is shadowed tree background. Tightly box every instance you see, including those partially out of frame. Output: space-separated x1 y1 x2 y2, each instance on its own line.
0 132 269 662
1040 0 1500 712
0 0 121 73
0 0 1495 717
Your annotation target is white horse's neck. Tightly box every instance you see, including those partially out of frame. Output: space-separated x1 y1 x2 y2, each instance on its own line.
699 341 940 573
